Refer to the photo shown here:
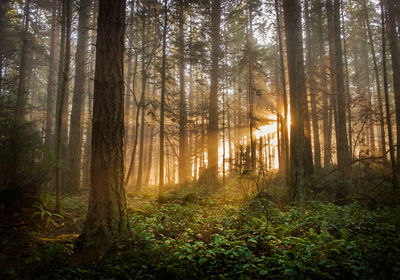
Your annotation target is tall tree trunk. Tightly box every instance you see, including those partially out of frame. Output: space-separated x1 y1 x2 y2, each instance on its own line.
45 0 60 151
15 0 31 123
248 0 256 170
275 0 289 184
136 10 147 191
159 0 167 195
66 0 90 194
385 0 400 187
207 0 221 185
327 0 351 200
55 0 72 213
305 0 322 171
178 0 188 184
77 0 129 249
283 0 308 206
382 0 398 188
363 0 386 159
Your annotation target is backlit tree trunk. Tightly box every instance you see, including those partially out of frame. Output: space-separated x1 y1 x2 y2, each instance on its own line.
283 0 308 206
207 0 221 185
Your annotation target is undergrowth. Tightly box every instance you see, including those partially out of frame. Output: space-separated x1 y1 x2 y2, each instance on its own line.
7 183 398 280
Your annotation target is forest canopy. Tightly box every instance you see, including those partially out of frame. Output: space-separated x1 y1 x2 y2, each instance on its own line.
0 0 400 279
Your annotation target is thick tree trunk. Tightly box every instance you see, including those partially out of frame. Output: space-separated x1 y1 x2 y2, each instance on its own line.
207 0 221 185
283 0 308 206
77 0 129 249
382 0 398 188
385 0 400 187
66 0 90 194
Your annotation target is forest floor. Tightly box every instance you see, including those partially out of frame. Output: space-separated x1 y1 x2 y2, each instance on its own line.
1 177 400 279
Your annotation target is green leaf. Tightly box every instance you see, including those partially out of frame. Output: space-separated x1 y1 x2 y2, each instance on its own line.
259 270 268 276
198 257 207 265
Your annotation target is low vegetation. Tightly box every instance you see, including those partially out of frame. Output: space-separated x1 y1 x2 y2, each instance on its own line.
2 180 399 279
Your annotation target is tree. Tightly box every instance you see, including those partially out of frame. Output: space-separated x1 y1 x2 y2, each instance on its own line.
382 0 397 188
283 0 308 205
159 0 168 195
77 0 129 248
385 0 400 187
326 0 351 200
55 0 72 213
207 0 221 185
67 0 90 194
178 0 188 184
14 0 31 123
44 0 59 151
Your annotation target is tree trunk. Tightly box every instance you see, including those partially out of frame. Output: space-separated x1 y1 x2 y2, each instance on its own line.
66 0 90 194
305 0 322 171
275 0 289 184
15 0 31 123
283 0 308 206
135 10 147 191
159 0 167 195
178 0 188 184
45 0 60 151
326 0 351 200
385 0 400 187
77 0 129 249
382 0 398 188
363 0 386 159
207 0 221 185
55 0 72 213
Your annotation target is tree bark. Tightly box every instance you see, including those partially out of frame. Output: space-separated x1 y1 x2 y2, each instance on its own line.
45 0 60 151
363 0 386 159
385 0 400 187
274 0 289 184
326 0 351 200
178 0 188 184
15 0 31 123
283 0 308 206
66 0 90 194
382 0 398 188
159 0 167 195
207 0 221 185
77 0 129 249
55 0 72 212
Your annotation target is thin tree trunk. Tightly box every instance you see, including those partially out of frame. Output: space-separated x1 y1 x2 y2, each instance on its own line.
178 0 188 184
15 0 31 123
305 0 322 171
207 0 221 185
275 0 289 184
159 0 167 195
135 11 147 191
363 0 386 159
45 0 59 151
